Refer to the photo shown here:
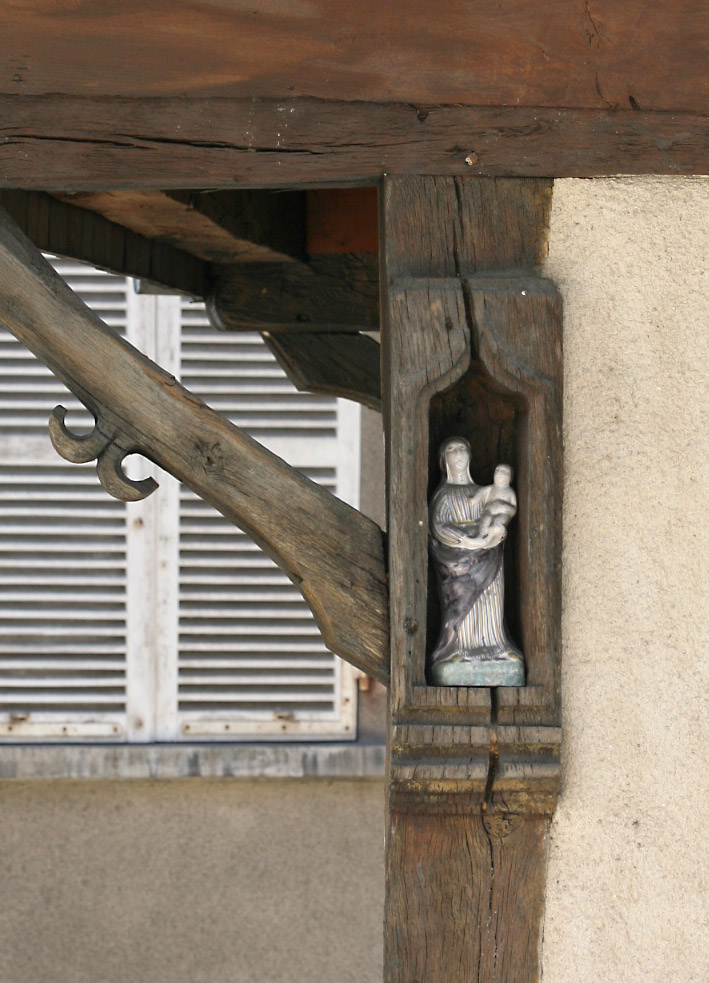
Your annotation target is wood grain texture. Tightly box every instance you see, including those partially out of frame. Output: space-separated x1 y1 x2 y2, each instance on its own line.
386 813 550 983
0 206 389 683
0 97 706 190
55 190 306 264
262 332 382 411
208 254 379 333
382 278 476 716
381 177 561 983
0 190 206 297
0 1 705 112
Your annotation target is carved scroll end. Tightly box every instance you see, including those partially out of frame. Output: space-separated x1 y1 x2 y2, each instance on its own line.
49 404 158 502
96 442 159 502
49 405 111 464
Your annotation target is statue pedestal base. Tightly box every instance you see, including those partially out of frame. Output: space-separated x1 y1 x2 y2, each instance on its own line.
430 650 525 687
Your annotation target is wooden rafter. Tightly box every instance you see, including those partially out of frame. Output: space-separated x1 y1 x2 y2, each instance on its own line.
0 189 207 297
0 206 389 685
54 190 306 265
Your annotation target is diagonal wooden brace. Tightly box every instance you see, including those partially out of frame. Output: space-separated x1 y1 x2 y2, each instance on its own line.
0 207 389 684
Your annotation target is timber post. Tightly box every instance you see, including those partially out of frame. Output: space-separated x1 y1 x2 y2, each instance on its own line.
380 176 563 983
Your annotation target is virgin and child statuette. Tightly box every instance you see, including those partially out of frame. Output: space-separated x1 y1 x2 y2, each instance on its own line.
428 436 525 686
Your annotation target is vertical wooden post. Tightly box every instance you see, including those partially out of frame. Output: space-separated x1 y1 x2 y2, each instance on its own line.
380 176 563 983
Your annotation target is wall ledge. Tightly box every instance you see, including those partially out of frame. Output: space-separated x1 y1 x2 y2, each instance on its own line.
0 743 386 780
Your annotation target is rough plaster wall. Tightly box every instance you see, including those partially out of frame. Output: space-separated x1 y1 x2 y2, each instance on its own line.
542 177 709 983
0 779 385 983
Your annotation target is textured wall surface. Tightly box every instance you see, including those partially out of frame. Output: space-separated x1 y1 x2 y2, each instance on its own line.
542 177 709 983
0 779 385 983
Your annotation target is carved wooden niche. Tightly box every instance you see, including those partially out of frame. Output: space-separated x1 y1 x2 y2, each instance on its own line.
427 277 563 725
381 176 562 983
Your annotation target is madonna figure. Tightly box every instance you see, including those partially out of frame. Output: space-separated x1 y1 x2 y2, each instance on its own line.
429 436 525 686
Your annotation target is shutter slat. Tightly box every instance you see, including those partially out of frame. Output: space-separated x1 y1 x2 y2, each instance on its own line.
0 257 129 740
176 304 353 739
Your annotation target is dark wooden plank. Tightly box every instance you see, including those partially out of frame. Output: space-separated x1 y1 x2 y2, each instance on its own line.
0 206 389 684
386 814 550 983
208 254 379 333
0 190 206 296
0 97 706 189
262 333 381 412
55 190 306 264
0 1 705 112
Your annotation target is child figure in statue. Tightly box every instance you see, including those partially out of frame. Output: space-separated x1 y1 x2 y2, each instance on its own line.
428 438 524 686
477 464 517 540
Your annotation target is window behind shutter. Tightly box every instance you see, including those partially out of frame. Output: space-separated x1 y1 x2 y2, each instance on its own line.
0 260 130 739
0 266 360 743
175 303 359 740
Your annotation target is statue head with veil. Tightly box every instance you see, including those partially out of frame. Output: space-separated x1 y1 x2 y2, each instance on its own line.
428 436 525 687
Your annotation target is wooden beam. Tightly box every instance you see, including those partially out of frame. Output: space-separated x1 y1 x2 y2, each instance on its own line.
208 255 379 333
380 176 562 981
1 1 705 112
54 190 306 264
262 332 381 412
0 206 389 685
0 190 206 297
0 97 706 189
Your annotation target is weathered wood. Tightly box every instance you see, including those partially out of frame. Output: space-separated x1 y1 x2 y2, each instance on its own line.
0 97 706 190
262 333 381 412
55 190 306 264
0 206 389 684
1 1 705 112
386 813 551 983
0 190 206 296
208 254 379 333
381 176 561 983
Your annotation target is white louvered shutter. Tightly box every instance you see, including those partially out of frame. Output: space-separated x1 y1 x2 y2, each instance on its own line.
175 302 359 740
0 260 130 739
0 261 360 743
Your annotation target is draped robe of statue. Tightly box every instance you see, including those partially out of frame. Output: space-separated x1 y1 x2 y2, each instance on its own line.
429 469 525 687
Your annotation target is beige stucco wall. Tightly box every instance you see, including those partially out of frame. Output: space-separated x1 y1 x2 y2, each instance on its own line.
0 778 385 983
542 177 709 983
0 177 707 983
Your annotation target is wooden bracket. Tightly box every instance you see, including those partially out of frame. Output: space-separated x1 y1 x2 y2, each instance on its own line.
381 176 562 982
0 206 389 684
207 254 379 334
262 331 381 411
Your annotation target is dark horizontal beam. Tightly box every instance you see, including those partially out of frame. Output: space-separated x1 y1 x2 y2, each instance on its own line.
0 190 207 296
0 97 706 190
208 254 379 333
1 0 705 113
